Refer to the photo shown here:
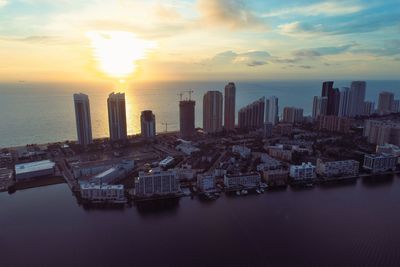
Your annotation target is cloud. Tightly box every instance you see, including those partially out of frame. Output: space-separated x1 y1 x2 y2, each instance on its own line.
197 0 267 30
263 1 364 17
0 0 7 8
204 50 270 67
299 65 313 69
0 35 60 44
278 12 400 36
354 40 400 56
278 21 323 35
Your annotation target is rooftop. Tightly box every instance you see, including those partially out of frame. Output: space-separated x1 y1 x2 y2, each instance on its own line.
15 160 55 175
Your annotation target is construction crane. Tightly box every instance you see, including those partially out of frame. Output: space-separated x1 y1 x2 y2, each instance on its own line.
177 92 184 101
184 90 194 100
161 122 176 132
178 90 194 101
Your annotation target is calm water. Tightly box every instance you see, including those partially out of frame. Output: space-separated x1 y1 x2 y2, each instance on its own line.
0 80 399 147
1 176 400 267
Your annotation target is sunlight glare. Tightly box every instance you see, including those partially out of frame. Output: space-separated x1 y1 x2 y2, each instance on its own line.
86 31 155 78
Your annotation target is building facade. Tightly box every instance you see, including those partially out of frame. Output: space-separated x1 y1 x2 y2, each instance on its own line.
266 96 279 125
316 159 359 177
15 160 55 181
318 115 353 133
197 174 215 192
224 82 236 131
73 93 93 146
224 173 261 189
238 97 265 130
363 120 400 146
289 162 316 180
179 100 196 139
203 91 223 133
80 183 125 203
134 170 180 197
363 154 397 173
378 91 394 115
348 81 366 117
363 101 375 116
263 169 289 187
140 110 156 138
312 96 328 119
108 92 127 141
282 107 304 124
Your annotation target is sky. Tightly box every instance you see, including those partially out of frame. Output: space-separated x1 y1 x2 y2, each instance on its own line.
0 0 399 82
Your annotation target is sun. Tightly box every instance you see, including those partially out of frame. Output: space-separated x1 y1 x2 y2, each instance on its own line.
86 31 155 79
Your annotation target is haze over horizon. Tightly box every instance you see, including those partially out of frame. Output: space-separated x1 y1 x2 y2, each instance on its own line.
0 0 399 83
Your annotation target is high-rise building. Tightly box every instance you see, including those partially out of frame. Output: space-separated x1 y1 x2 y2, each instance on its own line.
203 91 223 133
321 81 334 98
179 100 195 138
266 96 279 125
321 82 340 116
378 91 394 115
363 101 375 116
338 87 350 117
238 97 265 130
224 82 236 131
348 81 366 117
318 115 353 133
73 93 93 146
282 107 303 124
363 120 400 146
392 100 400 113
140 110 156 138
107 92 127 141
312 96 328 119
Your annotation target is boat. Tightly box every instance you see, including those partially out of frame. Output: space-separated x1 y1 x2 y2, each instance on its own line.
236 191 241 196
256 189 261 194
241 189 248 195
260 188 265 193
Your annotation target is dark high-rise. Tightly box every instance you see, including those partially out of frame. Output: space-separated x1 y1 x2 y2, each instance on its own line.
321 81 340 116
73 93 92 146
203 91 223 134
140 110 156 138
179 100 195 139
224 82 236 131
321 81 334 98
107 92 127 141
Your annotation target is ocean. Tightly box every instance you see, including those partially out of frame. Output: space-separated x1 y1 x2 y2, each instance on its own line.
1 177 400 267
0 80 399 148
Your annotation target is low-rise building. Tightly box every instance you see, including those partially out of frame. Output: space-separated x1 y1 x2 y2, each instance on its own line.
376 144 400 156
289 162 316 180
263 169 289 187
89 160 134 185
267 145 292 161
257 154 282 171
15 160 55 181
363 154 397 173
80 183 125 203
0 168 13 191
134 170 180 198
197 174 215 192
0 152 13 167
316 159 359 177
318 115 353 133
175 142 200 155
159 156 174 169
232 145 251 158
224 172 261 189
273 123 293 136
